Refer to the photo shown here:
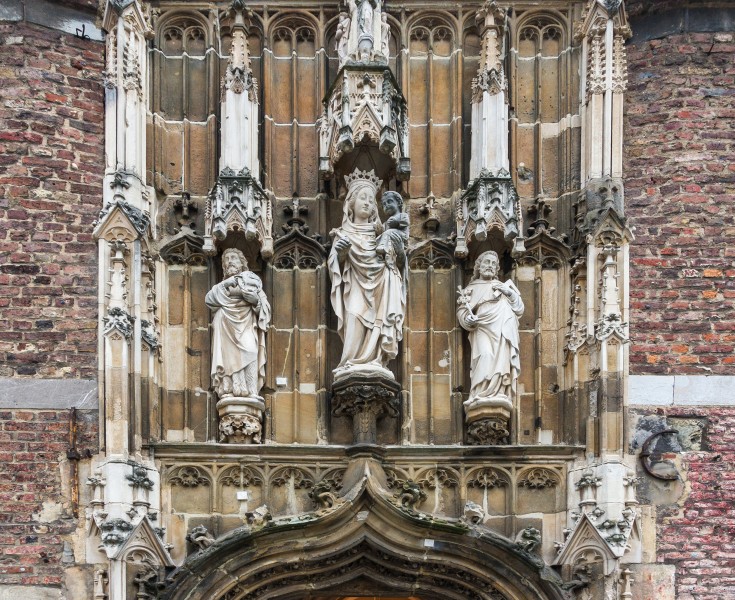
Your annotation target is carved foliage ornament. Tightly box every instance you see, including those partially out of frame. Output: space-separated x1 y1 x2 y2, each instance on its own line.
467 468 509 489
220 465 263 488
471 67 506 102
95 196 151 238
169 466 211 488
518 467 560 489
332 383 400 419
127 465 154 490
271 467 314 489
417 468 459 490
103 307 135 339
219 413 262 444
467 417 510 445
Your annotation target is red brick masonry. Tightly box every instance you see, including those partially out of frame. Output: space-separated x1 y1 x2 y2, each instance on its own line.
625 31 735 375
0 22 103 379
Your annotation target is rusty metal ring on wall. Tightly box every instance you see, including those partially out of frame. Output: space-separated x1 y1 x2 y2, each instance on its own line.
639 428 679 481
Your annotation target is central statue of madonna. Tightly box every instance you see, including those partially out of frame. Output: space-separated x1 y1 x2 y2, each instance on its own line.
328 169 406 381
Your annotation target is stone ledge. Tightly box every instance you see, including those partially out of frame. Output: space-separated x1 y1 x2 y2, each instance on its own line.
0 378 97 409
2 0 103 41
629 375 735 406
629 7 735 44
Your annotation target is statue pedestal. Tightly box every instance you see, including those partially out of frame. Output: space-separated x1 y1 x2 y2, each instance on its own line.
332 373 400 445
217 397 265 444
464 396 512 445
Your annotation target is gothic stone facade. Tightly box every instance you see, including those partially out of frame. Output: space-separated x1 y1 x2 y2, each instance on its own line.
0 0 734 599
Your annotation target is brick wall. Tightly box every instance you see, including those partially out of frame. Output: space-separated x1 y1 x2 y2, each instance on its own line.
633 407 735 600
0 409 97 586
0 22 103 379
625 29 735 375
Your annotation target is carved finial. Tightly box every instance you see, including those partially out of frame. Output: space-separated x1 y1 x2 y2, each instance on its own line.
527 197 553 235
476 1 506 30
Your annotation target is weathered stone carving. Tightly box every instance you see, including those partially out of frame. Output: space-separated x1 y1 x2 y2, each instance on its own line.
332 376 400 444
206 248 271 443
168 466 210 488
127 465 154 490
317 69 409 180
462 500 486 524
103 307 135 339
518 467 560 489
328 170 405 381
457 251 523 444
203 168 274 258
515 527 542 554
93 569 108 600
392 480 427 510
186 525 215 551
100 518 134 547
244 504 272 529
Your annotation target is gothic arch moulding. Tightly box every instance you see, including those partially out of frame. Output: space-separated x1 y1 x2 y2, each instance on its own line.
160 458 567 600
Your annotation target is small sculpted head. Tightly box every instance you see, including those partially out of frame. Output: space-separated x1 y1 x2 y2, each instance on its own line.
222 248 248 278
381 191 403 217
473 250 499 281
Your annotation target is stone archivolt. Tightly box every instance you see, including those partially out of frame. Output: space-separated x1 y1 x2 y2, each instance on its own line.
160 458 566 600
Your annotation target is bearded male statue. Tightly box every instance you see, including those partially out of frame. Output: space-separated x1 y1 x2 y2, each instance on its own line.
206 248 271 400
457 250 524 444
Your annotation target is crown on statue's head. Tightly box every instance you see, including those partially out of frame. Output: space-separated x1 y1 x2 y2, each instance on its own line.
344 168 382 194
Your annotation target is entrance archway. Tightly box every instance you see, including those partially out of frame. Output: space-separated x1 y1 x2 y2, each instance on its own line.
161 459 566 600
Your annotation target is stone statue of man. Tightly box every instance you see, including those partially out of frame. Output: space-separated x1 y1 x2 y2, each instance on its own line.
457 251 523 413
206 248 271 400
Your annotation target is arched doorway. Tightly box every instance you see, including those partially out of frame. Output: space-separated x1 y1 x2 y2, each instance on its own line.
161 458 565 600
